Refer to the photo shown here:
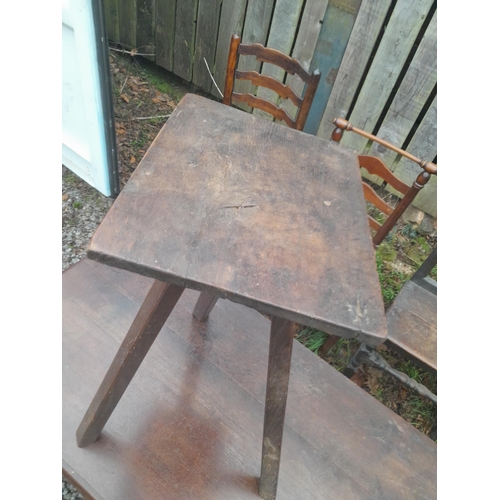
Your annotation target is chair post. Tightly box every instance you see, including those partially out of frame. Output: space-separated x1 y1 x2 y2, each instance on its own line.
372 170 431 246
223 34 240 106
294 69 320 131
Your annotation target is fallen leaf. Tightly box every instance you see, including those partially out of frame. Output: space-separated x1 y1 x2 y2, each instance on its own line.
350 371 366 388
323 201 332 206
130 48 137 57
120 94 130 103
62 194 69 201
130 156 136 164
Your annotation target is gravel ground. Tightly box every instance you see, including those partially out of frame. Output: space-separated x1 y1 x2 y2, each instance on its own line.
62 166 115 498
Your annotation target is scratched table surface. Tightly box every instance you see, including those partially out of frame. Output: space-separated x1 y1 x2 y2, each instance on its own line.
88 93 386 345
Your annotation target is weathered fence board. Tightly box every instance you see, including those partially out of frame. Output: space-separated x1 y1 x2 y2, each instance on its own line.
390 95 437 216
173 0 199 81
281 0 329 120
103 0 438 217
103 0 119 42
340 0 435 154
155 0 176 72
302 0 363 135
136 0 155 60
367 10 437 169
254 0 305 122
119 0 136 50
211 0 248 97
192 0 223 90
316 0 392 139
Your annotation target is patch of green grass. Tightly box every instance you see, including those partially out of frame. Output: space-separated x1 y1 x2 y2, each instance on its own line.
375 251 409 306
295 327 328 355
73 202 82 209
131 132 147 149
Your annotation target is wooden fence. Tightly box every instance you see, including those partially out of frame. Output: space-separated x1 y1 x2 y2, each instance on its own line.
103 0 437 217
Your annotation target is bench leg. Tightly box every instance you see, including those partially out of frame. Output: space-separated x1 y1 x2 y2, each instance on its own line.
76 280 184 447
193 292 218 321
259 317 294 500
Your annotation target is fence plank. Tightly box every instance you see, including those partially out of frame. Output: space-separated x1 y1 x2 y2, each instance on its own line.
103 0 120 42
340 0 435 154
390 95 437 216
367 10 437 169
119 0 137 50
233 0 275 110
212 0 249 97
302 0 363 135
281 0 329 120
136 0 155 60
155 0 176 72
193 0 223 92
173 0 199 81
316 0 392 140
254 0 305 122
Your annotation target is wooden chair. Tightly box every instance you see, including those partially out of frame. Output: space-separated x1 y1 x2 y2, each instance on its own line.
223 34 321 131
344 247 437 404
331 118 437 246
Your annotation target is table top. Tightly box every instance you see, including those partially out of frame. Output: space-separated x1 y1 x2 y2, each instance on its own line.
88 93 386 344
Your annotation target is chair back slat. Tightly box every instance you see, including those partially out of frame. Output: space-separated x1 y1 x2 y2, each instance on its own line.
358 155 410 195
232 93 295 128
362 182 394 217
238 43 312 83
235 70 302 107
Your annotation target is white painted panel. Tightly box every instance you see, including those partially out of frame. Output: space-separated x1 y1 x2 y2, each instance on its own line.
62 0 118 196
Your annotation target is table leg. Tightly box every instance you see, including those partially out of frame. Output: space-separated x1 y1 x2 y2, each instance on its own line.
260 317 294 500
76 280 184 447
193 292 218 321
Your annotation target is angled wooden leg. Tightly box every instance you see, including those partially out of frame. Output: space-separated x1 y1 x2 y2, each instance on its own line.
259 317 294 500
193 292 218 321
76 280 184 447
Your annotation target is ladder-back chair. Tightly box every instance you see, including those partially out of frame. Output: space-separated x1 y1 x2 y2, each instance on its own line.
223 34 321 131
332 118 437 246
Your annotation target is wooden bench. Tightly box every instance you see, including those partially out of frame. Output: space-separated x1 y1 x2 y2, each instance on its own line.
63 258 436 499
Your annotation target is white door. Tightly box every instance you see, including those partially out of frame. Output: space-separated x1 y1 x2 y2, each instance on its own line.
62 0 119 197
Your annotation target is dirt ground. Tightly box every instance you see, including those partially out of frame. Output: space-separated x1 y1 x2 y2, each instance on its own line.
107 50 437 438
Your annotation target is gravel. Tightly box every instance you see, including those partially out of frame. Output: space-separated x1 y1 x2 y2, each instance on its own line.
62 165 115 498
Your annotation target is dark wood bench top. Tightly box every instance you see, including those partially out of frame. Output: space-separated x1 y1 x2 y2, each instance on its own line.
386 280 437 374
63 259 436 499
87 93 386 345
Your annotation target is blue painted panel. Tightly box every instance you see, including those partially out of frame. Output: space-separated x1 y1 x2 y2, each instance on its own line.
303 0 361 135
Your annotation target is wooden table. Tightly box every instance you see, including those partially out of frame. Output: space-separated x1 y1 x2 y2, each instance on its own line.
76 94 388 499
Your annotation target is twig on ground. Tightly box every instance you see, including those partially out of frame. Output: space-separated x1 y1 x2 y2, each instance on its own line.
110 47 155 57
127 115 171 121
120 76 129 94
204 57 223 97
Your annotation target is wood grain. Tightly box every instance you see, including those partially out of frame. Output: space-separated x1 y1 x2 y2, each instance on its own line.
63 258 437 499
103 0 120 42
87 94 387 345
